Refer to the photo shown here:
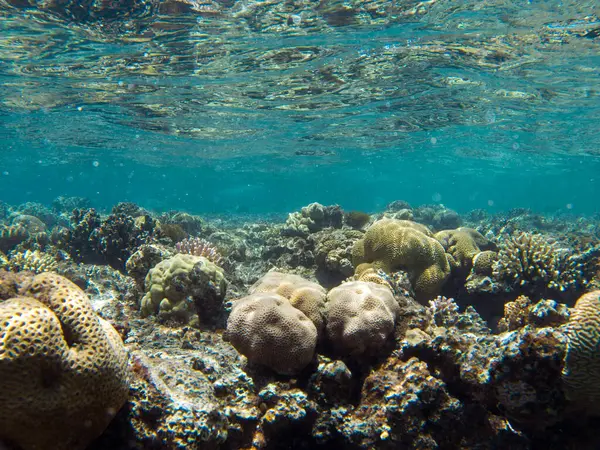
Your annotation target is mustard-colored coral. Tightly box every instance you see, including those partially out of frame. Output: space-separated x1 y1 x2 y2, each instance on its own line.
140 253 227 325
249 271 326 335
562 290 600 411
352 219 450 302
435 227 495 272
7 249 58 274
0 273 129 450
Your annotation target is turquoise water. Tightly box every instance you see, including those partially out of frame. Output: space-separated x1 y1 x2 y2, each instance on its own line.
1 1 599 214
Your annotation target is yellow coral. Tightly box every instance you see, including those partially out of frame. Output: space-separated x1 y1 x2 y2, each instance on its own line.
435 228 495 272
0 273 129 450
141 253 227 324
7 249 58 274
352 219 450 303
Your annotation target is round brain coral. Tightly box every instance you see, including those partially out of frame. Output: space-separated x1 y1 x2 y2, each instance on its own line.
0 273 129 450
249 271 326 335
226 292 317 375
562 290 600 411
326 281 400 357
352 219 450 303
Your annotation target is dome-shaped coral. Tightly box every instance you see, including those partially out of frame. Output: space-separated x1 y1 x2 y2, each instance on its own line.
249 271 326 335
0 273 129 450
562 290 600 411
226 292 317 374
352 219 450 303
326 281 400 356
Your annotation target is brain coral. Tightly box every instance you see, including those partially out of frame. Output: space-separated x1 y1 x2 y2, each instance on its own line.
352 219 451 302
140 253 227 326
434 227 496 272
249 271 327 335
562 290 600 411
226 292 317 374
0 273 129 450
326 281 400 356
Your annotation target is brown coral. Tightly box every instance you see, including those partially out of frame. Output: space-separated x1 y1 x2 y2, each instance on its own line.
326 281 400 356
249 271 327 335
562 290 600 411
226 292 317 375
435 227 496 272
0 272 130 450
352 219 450 303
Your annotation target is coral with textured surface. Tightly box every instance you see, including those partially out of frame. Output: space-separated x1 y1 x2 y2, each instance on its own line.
492 232 598 298
326 281 400 357
283 203 343 236
562 290 600 412
0 273 129 450
140 253 227 326
249 271 327 335
226 292 317 374
352 219 451 302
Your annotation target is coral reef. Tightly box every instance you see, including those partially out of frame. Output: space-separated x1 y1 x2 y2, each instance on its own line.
1 199 600 450
0 272 129 450
65 209 157 271
352 219 451 302
5 249 59 273
310 228 363 287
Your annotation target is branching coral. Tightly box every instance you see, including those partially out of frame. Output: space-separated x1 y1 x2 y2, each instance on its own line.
6 249 58 274
493 232 599 296
176 237 223 266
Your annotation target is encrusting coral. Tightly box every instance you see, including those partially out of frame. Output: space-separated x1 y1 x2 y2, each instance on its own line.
0 272 129 450
352 219 451 302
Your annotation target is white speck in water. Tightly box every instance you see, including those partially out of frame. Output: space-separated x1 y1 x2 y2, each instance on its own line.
118 80 124 87
488 200 494 206
485 109 496 124
430 137 437 145
566 203 573 209
92 161 100 167
77 106 83 111
432 192 442 202
2 171 9 176
512 142 520 150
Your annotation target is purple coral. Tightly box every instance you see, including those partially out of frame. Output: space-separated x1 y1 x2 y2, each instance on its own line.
175 237 223 266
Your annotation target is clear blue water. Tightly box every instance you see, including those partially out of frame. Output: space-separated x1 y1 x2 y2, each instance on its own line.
1 1 599 214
